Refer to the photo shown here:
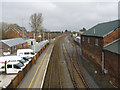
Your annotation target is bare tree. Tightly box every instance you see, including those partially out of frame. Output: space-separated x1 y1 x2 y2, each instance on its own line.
0 22 9 39
29 13 43 39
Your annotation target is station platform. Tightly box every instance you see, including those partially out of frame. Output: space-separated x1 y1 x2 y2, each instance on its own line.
17 44 54 88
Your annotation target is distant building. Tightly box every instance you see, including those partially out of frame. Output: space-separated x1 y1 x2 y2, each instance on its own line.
27 32 34 39
5 24 27 39
26 39 36 46
0 38 27 55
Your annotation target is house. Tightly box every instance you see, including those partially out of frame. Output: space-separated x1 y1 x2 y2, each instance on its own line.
103 39 120 87
0 38 27 55
27 32 34 39
5 24 27 39
0 41 4 55
81 20 120 70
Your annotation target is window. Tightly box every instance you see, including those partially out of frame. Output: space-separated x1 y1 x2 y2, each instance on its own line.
14 65 21 69
2 66 4 69
24 52 29 55
95 39 99 46
82 37 84 42
7 65 12 68
31 52 34 55
88 38 90 43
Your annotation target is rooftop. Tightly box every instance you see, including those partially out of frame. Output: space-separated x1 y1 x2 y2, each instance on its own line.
103 39 120 55
1 38 26 47
82 19 120 37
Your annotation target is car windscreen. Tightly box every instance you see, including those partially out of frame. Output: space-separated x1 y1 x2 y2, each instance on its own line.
31 52 34 55
23 57 29 61
24 52 29 55
20 59 26 63
16 63 24 67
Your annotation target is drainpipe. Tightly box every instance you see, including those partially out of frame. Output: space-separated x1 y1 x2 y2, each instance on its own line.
102 51 104 74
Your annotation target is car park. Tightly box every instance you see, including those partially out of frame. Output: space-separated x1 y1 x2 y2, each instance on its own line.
0 56 26 73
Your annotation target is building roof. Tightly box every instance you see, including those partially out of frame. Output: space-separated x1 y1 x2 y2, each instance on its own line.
1 38 26 47
103 39 120 55
82 19 120 37
0 41 8 49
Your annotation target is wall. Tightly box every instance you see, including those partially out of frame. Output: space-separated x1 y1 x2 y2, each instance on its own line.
0 48 3 55
81 35 103 66
5 29 21 39
103 28 120 46
104 50 120 86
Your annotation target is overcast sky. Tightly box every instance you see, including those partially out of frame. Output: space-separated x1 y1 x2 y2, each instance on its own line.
0 0 119 32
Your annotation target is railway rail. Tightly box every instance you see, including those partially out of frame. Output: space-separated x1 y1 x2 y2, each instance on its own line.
48 60 62 88
63 37 89 88
43 36 63 88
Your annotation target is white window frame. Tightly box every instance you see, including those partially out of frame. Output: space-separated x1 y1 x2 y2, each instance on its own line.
95 39 99 46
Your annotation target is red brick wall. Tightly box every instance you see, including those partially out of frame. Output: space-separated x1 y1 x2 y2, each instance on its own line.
104 50 119 78
5 29 21 39
81 35 103 66
103 28 120 46
0 48 4 55
104 50 120 86
27 32 34 38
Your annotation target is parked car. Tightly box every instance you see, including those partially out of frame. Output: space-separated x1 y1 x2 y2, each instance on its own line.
18 58 29 66
3 52 11 56
23 56 32 62
0 56 25 73
17 49 35 58
6 62 24 74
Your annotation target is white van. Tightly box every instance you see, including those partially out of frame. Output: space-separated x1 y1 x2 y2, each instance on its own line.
0 56 28 73
6 62 24 74
17 49 35 58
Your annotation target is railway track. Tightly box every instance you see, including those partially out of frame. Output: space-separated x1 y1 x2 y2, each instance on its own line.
71 37 90 88
45 37 63 88
63 37 89 88
48 60 62 88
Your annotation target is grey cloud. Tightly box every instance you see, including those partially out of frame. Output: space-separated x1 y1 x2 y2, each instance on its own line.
0 1 118 32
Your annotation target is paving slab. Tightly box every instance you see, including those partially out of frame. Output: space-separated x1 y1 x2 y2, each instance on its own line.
18 44 54 88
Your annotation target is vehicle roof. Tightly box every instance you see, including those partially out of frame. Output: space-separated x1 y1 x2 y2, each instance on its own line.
76 36 80 39
17 49 33 52
0 56 22 61
7 61 19 64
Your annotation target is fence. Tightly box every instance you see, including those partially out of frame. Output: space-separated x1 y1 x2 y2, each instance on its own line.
5 42 49 89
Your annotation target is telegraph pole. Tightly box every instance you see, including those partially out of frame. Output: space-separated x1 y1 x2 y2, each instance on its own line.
43 32 44 41
48 33 49 40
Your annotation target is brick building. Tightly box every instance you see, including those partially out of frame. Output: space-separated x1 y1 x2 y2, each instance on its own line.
81 20 120 70
0 41 9 55
5 24 27 39
27 32 34 39
103 39 120 87
0 38 27 55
